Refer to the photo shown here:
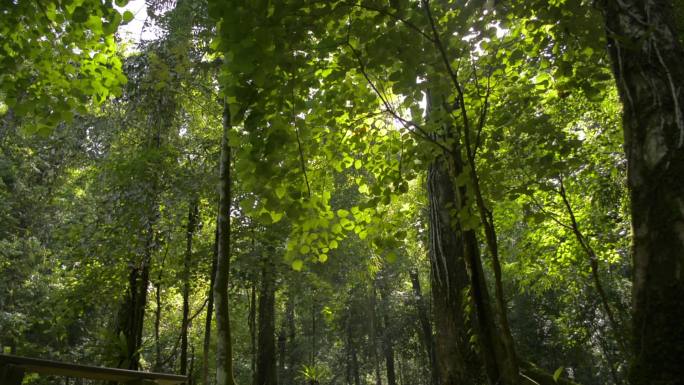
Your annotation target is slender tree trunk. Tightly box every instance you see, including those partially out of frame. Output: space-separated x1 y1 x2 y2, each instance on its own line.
277 329 286 384
250 232 258 384
350 342 360 385
203 227 218 385
154 251 167 371
182 197 200 378
463 148 519 385
409 269 439 385
285 296 297 385
345 318 351 385
255 247 278 385
344 308 360 385
599 1 684 384
250 283 257 384
214 101 236 385
309 297 319 385
557 177 625 353
155 280 162 370
370 286 382 385
189 346 196 385
378 280 397 385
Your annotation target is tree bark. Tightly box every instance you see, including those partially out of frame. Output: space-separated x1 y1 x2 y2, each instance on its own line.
409 269 439 385
426 157 482 385
599 1 684 384
182 197 200 378
378 278 397 385
115 225 154 370
213 101 237 385
345 312 361 385
154 251 167 371
255 247 278 385
202 226 218 385
284 296 297 385
369 285 383 385
250 282 257 383
277 329 286 385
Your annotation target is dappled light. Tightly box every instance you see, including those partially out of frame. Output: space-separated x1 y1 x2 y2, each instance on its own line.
1 1 683 385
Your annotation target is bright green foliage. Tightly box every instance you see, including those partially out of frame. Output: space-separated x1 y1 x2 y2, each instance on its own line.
0 0 127 134
1 0 647 384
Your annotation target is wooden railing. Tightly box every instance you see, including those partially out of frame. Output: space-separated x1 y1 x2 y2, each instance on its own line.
0 354 187 385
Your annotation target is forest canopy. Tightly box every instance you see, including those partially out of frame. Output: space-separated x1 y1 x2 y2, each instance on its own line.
1 1 683 385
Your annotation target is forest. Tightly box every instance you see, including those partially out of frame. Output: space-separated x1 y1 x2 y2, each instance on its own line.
1 0 683 385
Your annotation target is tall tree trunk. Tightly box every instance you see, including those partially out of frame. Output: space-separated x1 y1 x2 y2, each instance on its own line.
250 282 257 384
350 342 360 385
203 227 218 385
309 297 319 385
255 247 278 385
421 0 522 377
462 228 508 385
285 296 297 385
277 329 286 384
116 226 154 370
250 231 258 384
154 280 162 370
409 269 439 385
154 250 168 371
214 102 236 385
600 1 684 384
344 301 361 385
426 157 481 385
370 286 382 385
378 279 397 385
189 346 196 385
182 197 200 378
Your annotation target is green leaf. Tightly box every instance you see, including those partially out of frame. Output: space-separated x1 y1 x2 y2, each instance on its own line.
292 259 304 271
340 217 354 230
354 159 362 170
122 10 134 23
553 367 564 382
72 6 89 23
318 254 328 263
269 211 283 223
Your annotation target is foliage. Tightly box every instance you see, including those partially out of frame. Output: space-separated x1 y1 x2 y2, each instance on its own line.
0 0 651 385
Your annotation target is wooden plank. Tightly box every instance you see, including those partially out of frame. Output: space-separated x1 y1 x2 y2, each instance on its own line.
0 354 186 385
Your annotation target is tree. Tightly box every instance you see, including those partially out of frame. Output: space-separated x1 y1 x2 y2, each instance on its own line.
598 1 684 383
5 2 681 385
214 101 237 385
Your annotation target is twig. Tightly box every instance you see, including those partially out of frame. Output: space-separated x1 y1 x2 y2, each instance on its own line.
291 79 311 198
